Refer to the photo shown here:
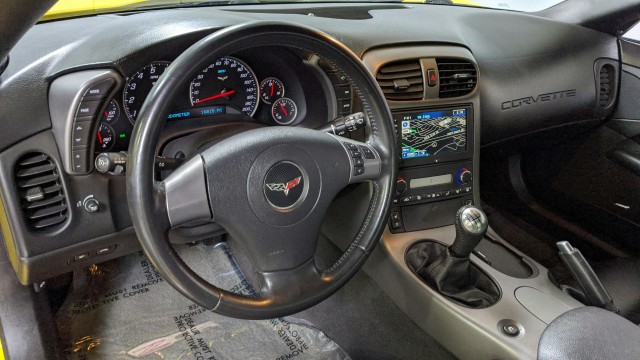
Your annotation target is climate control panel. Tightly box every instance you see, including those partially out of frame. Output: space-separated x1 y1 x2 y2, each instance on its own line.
390 161 474 233
393 161 473 207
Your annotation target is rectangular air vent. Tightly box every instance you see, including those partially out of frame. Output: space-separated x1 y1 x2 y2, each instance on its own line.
14 153 68 230
598 64 614 108
436 58 477 98
376 59 424 101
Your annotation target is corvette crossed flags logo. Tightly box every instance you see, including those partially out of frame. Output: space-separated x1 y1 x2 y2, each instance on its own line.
265 176 302 196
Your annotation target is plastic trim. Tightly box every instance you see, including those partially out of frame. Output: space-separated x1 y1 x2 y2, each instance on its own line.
49 69 123 175
362 46 479 110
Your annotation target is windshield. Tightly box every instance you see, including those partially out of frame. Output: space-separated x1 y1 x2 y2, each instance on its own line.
42 0 566 21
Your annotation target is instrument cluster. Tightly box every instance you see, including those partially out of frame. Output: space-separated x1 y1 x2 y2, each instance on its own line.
95 55 309 154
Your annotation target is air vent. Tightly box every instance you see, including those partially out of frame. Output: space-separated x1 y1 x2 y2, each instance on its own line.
598 64 614 108
14 153 68 230
437 58 477 98
376 59 424 101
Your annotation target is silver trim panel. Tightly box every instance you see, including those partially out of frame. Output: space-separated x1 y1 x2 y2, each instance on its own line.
163 155 212 227
365 226 583 360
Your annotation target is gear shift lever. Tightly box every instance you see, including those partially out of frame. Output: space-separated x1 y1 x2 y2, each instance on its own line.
406 204 500 308
451 205 488 258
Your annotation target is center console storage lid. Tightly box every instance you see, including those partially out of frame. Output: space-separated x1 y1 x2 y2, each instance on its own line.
514 286 574 324
538 306 640 360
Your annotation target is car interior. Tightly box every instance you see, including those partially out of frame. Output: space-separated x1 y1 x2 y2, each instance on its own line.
1 0 640 359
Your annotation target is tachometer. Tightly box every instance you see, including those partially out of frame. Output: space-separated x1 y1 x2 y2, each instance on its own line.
189 57 259 116
123 61 170 123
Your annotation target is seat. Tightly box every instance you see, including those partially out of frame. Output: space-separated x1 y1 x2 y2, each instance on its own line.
592 257 640 324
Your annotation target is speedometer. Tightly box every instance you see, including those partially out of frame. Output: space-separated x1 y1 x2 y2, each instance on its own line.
189 57 259 117
123 61 170 124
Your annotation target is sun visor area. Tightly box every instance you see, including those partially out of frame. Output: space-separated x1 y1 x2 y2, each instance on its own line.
56 242 350 360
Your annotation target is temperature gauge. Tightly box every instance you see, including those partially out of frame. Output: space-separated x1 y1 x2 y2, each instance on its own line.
96 123 115 151
272 97 297 125
260 77 284 104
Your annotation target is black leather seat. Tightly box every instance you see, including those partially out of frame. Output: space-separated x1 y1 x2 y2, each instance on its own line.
592 257 640 324
538 307 640 360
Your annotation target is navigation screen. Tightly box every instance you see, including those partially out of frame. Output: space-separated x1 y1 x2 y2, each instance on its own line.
399 108 467 159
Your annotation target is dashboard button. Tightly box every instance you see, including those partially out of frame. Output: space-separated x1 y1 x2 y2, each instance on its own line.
344 142 358 151
427 69 437 87
391 211 401 221
337 100 352 114
359 146 375 159
72 123 92 147
83 78 115 100
502 324 520 337
74 115 95 123
354 158 364 167
350 150 362 158
391 220 402 230
74 253 90 261
76 100 103 118
328 72 349 85
334 85 352 99
96 245 116 256
353 167 365 176
72 150 89 172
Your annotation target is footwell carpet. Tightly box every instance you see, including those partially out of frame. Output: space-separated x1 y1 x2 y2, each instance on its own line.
56 242 350 360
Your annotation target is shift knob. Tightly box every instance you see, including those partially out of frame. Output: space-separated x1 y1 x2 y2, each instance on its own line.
450 205 488 258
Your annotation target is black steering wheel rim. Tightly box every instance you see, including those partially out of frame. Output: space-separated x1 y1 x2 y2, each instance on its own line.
127 21 397 319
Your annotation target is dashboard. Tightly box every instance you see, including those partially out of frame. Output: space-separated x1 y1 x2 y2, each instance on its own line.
0 3 619 285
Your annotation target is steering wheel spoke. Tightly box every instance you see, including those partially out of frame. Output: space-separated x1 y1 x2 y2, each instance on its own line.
257 259 323 297
330 135 383 184
161 155 212 227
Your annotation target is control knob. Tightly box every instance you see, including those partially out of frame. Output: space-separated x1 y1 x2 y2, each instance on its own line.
457 168 472 185
84 198 100 213
396 178 408 195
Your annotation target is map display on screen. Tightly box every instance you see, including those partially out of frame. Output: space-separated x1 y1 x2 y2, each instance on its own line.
399 108 467 159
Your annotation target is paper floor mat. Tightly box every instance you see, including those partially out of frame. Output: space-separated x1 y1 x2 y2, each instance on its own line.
56 242 350 360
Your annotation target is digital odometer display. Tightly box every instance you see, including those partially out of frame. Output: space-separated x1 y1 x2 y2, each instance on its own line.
189 57 259 117
399 108 467 159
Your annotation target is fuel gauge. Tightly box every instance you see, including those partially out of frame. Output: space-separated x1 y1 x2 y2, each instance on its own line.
272 97 297 125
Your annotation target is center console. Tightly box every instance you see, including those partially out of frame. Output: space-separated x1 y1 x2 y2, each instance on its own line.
357 46 585 360
390 106 474 232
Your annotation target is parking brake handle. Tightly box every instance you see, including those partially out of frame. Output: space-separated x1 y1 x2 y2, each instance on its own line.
557 241 619 313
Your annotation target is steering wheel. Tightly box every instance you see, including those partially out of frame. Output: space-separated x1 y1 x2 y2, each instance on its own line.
127 21 397 319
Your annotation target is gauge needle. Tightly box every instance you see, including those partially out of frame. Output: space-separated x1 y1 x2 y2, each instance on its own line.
194 90 236 104
279 103 288 117
270 83 274 96
97 131 103 144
